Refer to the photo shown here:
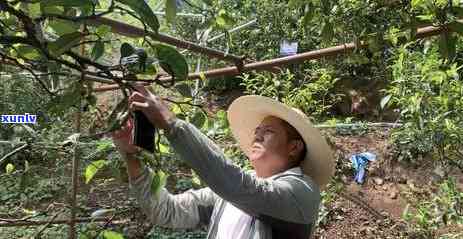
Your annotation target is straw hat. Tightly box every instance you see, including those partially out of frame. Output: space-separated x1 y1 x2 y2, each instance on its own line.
227 95 334 189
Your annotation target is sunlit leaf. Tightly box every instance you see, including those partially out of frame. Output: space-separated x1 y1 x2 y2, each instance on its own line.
17 45 41 60
5 163 15 174
84 160 107 184
95 25 112 37
102 230 124 239
159 143 170 154
28 3 41 19
215 9 235 29
151 170 167 199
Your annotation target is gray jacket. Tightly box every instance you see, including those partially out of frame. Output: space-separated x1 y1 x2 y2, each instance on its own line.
128 119 321 238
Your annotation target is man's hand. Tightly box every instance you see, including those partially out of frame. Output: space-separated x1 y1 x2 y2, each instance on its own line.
128 84 176 131
112 117 139 154
111 118 143 180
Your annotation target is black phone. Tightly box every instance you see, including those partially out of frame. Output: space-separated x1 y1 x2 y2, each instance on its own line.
132 111 156 152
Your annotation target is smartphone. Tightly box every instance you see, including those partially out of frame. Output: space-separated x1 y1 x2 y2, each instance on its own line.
132 111 156 152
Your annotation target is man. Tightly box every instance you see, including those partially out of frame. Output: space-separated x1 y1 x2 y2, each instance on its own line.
112 85 334 238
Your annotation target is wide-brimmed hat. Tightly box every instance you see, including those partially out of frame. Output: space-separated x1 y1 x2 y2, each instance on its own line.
227 95 334 189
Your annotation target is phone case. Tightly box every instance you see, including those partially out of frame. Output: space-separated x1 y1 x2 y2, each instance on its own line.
132 111 156 152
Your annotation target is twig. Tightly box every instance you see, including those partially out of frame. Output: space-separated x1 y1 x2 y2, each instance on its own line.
162 97 204 108
33 210 64 239
91 214 117 239
0 143 29 167
0 211 46 223
0 52 55 96
339 191 385 220
0 217 127 227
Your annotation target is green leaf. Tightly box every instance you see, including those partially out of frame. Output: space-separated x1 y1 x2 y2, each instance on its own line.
49 19 79 36
45 0 94 8
215 9 235 29
166 0 177 24
120 43 135 58
116 0 160 32
174 83 192 97
95 25 112 38
303 5 315 26
288 0 303 8
411 0 425 9
84 160 107 184
380 95 392 109
102 230 124 239
448 21 463 35
202 0 213 5
190 111 207 128
5 163 15 174
40 4 64 15
159 143 170 154
154 44 188 81
453 7 463 17
91 41 105 61
191 170 201 187
321 21 334 43
48 32 82 56
17 45 41 60
96 139 113 151
28 3 41 19
151 170 167 198
439 33 456 61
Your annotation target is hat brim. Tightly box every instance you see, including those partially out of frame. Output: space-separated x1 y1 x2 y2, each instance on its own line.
227 95 334 189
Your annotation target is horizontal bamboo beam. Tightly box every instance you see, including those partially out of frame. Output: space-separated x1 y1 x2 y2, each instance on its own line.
86 17 244 64
93 20 457 92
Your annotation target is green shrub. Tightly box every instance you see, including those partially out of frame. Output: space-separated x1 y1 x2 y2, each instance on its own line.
387 41 463 167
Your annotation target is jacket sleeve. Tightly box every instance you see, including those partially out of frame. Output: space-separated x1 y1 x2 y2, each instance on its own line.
127 152 218 229
166 119 321 225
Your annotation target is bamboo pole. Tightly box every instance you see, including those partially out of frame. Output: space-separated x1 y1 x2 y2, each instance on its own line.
86 17 244 64
93 20 457 92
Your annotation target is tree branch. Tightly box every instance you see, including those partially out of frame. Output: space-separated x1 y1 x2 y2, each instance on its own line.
0 36 34 45
0 143 29 167
65 51 110 74
0 52 55 96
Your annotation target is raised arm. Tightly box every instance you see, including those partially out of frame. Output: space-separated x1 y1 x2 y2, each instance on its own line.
112 115 217 229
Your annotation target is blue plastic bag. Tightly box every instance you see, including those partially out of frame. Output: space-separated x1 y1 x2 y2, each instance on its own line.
350 152 377 184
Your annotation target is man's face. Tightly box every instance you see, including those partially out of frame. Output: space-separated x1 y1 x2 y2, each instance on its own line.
249 116 293 170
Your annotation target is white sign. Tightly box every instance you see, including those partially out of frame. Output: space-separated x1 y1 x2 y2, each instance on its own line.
280 40 298 56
